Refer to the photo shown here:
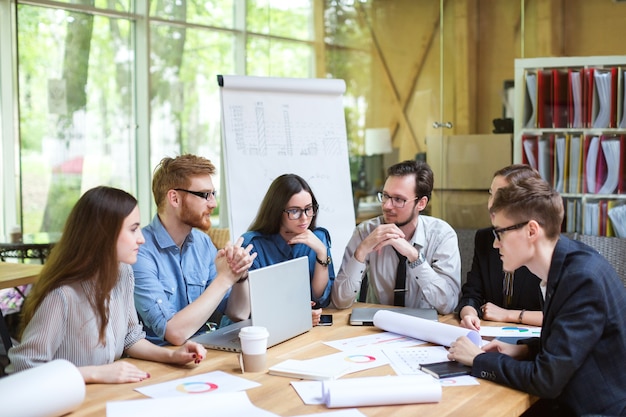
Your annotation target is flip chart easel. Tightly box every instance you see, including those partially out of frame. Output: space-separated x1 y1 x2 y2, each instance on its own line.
218 74 355 273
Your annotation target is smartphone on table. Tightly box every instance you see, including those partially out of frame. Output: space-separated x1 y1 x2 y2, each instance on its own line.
319 314 333 326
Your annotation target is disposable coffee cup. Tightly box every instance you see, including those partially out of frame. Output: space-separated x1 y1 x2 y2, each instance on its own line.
10 226 22 243
238 326 269 373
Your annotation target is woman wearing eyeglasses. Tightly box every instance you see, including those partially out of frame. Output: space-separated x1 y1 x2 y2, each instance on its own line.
241 174 334 326
456 164 544 331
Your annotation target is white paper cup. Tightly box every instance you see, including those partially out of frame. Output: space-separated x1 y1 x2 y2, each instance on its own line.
238 326 269 373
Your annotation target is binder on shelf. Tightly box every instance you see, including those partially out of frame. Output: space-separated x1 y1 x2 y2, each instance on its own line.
564 198 581 234
608 202 626 238
606 200 618 237
590 68 616 129
524 71 538 128
567 134 583 194
576 199 583 232
568 68 584 128
596 134 623 195
583 201 600 236
553 69 569 128
595 137 609 194
584 68 595 128
610 67 619 128
522 134 539 170
617 135 626 194
618 67 626 129
583 135 601 193
538 134 555 185
599 200 608 236
537 70 553 128
554 135 567 193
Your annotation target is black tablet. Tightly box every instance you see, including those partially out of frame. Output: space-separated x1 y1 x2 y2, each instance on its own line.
419 361 472 379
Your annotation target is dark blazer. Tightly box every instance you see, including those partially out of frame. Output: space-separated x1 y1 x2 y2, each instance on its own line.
472 236 626 416
456 227 543 316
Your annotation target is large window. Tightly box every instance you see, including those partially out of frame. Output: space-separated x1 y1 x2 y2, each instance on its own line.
17 5 134 240
2 0 371 239
148 23 236 180
325 1 372 183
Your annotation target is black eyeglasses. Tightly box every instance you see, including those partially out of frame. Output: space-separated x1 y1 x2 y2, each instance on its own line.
283 205 318 220
377 192 420 208
174 188 217 201
492 221 529 241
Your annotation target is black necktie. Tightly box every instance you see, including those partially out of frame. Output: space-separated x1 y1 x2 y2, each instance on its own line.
358 272 368 303
503 271 514 308
393 249 407 306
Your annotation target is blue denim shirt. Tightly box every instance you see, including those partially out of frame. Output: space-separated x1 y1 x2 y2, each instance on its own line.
132 215 228 344
241 227 334 308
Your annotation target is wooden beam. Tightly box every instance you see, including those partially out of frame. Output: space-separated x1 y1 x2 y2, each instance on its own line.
313 0 326 78
388 1 443 145
452 0 477 134
535 0 563 56
356 2 420 151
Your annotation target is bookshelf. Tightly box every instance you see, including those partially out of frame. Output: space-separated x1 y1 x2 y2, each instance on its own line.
513 56 626 237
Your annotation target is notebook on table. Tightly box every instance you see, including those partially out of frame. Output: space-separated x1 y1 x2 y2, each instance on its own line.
190 256 312 352
349 306 438 326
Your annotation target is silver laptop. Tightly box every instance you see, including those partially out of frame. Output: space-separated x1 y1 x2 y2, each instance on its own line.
190 256 312 352
349 306 438 326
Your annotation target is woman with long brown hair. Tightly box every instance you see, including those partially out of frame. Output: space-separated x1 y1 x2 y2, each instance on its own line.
8 186 206 383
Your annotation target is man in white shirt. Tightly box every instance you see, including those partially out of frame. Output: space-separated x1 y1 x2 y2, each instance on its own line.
332 160 460 314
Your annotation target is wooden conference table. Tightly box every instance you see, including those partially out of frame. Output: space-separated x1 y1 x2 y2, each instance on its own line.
0 262 43 351
0 262 42 290
68 304 536 417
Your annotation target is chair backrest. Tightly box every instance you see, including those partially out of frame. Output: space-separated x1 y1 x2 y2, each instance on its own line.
455 229 476 287
0 242 54 372
206 228 230 250
574 234 626 287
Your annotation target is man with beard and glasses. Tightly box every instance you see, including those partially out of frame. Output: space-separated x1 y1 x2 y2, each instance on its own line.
133 155 256 345
332 160 460 314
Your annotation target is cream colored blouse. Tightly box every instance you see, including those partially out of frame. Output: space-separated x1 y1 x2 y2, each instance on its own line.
7 263 145 373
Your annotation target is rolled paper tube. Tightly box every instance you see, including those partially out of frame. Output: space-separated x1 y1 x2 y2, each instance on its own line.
322 375 441 408
373 310 481 347
0 359 85 417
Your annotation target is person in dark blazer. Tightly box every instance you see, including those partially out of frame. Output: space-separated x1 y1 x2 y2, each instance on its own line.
457 164 543 329
448 176 626 417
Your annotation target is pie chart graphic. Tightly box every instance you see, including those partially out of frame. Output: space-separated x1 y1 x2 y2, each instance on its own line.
344 354 376 363
502 327 531 333
176 381 218 394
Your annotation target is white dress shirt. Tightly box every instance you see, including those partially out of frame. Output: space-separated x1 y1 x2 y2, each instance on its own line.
332 215 461 314
8 263 145 373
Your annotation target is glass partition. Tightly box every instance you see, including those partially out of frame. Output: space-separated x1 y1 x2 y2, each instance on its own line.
16 5 135 240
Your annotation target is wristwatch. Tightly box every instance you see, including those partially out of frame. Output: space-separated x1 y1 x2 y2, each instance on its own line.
316 256 332 267
407 251 425 269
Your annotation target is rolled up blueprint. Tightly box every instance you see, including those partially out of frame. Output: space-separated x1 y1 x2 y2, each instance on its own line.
373 310 481 347
322 374 441 408
0 359 85 417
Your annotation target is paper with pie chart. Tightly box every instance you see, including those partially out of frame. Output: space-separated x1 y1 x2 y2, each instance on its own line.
268 348 390 380
478 326 541 338
135 370 261 398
